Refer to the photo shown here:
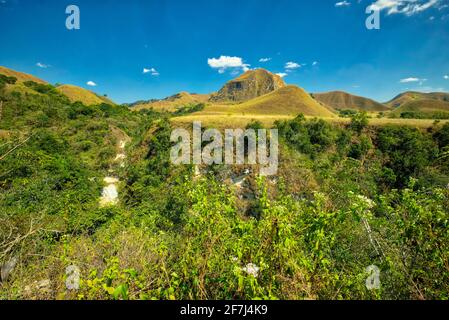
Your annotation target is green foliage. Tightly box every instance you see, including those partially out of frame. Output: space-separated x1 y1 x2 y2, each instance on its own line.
338 109 358 118
1 84 449 301
0 74 17 90
400 111 449 120
349 111 369 134
375 126 438 187
276 114 338 157
173 103 205 116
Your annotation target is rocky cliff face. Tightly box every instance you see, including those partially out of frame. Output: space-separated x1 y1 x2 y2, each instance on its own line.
210 69 286 103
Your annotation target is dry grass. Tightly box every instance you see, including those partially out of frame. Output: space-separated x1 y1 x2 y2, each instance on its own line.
313 91 390 112
133 92 210 112
0 66 48 84
56 85 112 106
172 113 448 129
389 99 449 116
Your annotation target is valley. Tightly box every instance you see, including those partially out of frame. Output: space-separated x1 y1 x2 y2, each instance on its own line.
1 65 449 300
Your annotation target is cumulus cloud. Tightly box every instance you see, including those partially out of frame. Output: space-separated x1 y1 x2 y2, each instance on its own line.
312 61 319 66
335 1 351 7
259 58 271 63
444 75 449 79
86 81 97 87
36 62 49 68
143 68 159 76
285 61 301 70
276 73 288 78
368 0 440 16
400 77 427 84
208 55 250 74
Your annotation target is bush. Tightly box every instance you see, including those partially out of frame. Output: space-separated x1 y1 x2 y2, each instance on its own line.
375 126 438 187
349 111 369 134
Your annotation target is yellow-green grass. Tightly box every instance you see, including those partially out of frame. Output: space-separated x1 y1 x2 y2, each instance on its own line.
0 66 47 84
172 113 447 129
179 85 336 120
133 92 210 112
313 91 390 112
4 82 42 95
234 85 336 117
56 84 114 106
386 91 449 108
389 99 449 116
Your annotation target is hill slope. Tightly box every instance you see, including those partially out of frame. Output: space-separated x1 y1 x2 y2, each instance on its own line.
235 85 336 117
0 66 48 84
132 92 210 112
210 69 285 103
56 84 114 106
312 91 390 112
386 91 449 108
390 99 449 118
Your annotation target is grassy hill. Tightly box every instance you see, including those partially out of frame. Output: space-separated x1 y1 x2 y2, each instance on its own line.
389 99 449 119
56 84 115 106
233 85 336 117
0 66 48 84
386 91 449 108
0 66 114 106
313 91 390 112
131 92 210 112
173 85 337 128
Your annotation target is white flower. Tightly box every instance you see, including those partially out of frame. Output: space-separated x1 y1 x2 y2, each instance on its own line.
242 263 260 278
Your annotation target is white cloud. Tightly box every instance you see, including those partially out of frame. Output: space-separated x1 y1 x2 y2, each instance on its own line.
86 81 97 87
36 62 49 68
444 75 449 79
143 67 159 76
285 61 301 69
312 61 319 66
335 1 351 7
400 77 427 85
207 55 250 74
368 0 440 16
400 77 420 83
276 73 288 78
259 58 271 63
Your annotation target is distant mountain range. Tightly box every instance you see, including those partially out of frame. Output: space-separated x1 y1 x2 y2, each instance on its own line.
1 66 449 118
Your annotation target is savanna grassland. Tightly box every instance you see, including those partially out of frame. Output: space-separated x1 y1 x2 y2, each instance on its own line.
1 71 449 301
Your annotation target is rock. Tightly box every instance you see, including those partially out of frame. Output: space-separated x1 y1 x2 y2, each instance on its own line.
210 69 285 103
232 175 246 188
24 279 52 296
1 256 18 282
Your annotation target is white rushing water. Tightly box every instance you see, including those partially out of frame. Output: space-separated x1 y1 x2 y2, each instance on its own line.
99 140 127 207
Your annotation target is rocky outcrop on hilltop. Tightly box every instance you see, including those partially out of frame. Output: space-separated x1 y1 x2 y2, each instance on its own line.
210 69 286 103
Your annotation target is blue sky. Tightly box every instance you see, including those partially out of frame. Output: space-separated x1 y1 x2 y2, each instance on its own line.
1 0 449 103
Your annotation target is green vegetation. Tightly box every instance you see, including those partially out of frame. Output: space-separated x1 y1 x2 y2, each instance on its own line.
398 111 449 120
1 75 449 301
173 103 206 116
